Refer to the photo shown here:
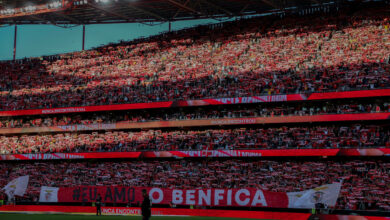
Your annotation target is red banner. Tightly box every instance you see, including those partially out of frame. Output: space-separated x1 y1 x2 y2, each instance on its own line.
1 149 389 161
0 89 389 117
57 186 288 208
0 205 311 220
316 214 390 220
0 152 141 161
175 94 304 106
337 148 390 156
1 113 389 135
142 149 341 158
0 101 173 117
307 89 390 100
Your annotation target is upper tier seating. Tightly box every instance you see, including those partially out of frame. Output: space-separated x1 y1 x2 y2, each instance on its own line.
0 12 388 110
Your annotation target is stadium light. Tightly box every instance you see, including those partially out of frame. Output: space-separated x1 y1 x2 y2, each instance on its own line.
22 5 37 12
48 1 63 9
1 8 15 15
73 0 88 5
94 0 116 3
0 0 73 19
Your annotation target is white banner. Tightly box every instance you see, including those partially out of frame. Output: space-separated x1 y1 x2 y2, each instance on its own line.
39 186 59 202
2 175 29 200
287 182 342 208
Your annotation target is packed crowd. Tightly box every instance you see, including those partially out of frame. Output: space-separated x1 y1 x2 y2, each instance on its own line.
0 124 388 154
0 100 388 128
0 10 389 111
0 159 388 211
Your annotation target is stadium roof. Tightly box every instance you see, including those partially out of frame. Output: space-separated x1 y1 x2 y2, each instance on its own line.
0 0 341 25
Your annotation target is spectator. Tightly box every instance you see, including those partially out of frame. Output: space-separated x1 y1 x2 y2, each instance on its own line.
0 159 388 211
0 10 388 111
0 124 388 154
0 100 388 129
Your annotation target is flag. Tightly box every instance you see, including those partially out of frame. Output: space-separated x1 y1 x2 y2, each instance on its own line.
2 176 29 200
39 186 59 202
287 182 342 208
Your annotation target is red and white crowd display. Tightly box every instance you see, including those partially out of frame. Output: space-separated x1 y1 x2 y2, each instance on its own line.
0 124 389 155
39 183 342 209
0 112 388 135
0 149 389 161
0 12 388 112
1 159 388 210
0 89 389 117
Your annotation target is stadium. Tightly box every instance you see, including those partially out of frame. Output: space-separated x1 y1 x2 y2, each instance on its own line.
0 0 389 219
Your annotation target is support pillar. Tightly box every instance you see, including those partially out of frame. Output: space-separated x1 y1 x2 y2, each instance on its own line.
82 25 85 51
13 25 17 61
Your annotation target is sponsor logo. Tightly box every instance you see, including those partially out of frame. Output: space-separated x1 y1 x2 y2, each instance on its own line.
102 208 140 215
211 118 256 125
215 95 287 104
181 150 262 157
41 107 87 114
58 124 116 131
21 153 85 160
